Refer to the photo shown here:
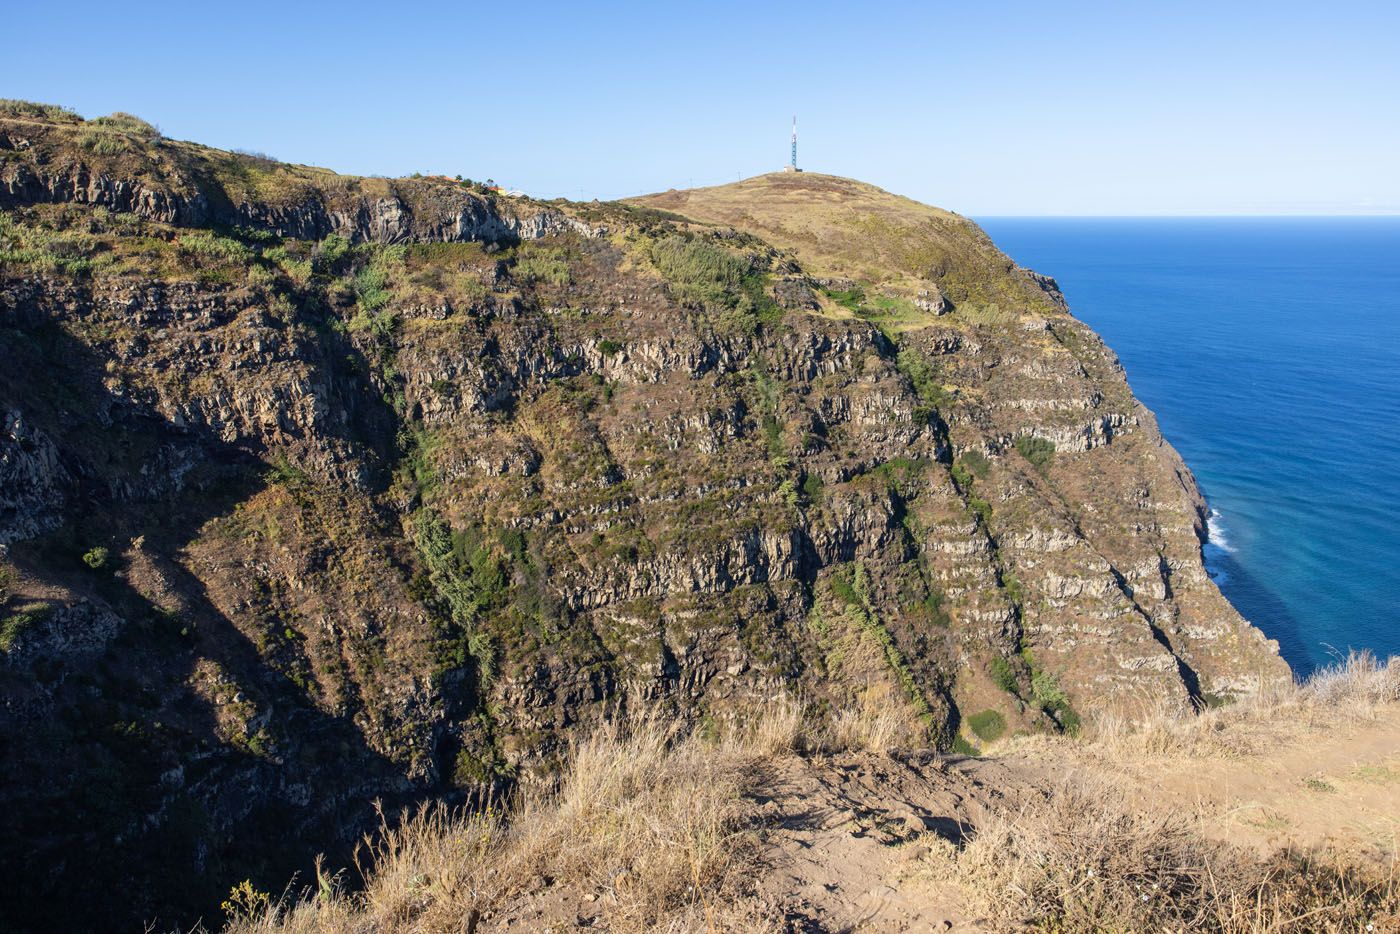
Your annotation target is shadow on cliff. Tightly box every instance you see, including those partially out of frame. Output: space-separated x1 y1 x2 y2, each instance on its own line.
0 283 437 932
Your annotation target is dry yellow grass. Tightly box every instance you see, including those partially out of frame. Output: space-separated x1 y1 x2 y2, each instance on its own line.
224 704 794 934
907 651 1400 932
629 172 1063 320
226 655 1400 934
1087 650 1400 760
909 772 1399 933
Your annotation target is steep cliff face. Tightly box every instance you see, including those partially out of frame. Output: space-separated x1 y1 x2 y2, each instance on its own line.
0 109 1285 930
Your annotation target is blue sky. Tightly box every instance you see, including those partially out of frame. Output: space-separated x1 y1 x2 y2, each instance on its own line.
4 0 1397 214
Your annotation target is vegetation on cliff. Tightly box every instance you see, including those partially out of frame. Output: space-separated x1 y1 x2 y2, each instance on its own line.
0 102 1286 930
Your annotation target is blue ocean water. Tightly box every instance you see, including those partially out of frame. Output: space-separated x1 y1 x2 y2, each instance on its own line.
977 217 1400 676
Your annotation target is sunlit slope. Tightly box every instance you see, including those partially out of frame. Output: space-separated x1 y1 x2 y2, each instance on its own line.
631 172 1064 322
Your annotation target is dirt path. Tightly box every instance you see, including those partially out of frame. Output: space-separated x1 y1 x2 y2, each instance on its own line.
752 751 1046 932
749 710 1400 931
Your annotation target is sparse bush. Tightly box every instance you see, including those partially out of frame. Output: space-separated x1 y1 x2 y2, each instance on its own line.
1092 650 1400 758
957 449 991 480
0 99 81 122
221 879 271 921
825 682 923 754
966 709 1006 742
81 547 109 570
76 128 130 155
1015 434 1056 471
990 656 1019 695
89 112 160 140
512 246 571 286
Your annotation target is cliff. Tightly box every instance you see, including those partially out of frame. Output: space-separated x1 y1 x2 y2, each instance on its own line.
0 103 1286 930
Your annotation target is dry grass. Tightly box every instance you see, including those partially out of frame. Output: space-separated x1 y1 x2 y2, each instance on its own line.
1089 650 1400 760
226 706 788 934
824 681 925 755
911 772 1400 933
909 651 1400 932
227 656 1400 933
629 172 1063 317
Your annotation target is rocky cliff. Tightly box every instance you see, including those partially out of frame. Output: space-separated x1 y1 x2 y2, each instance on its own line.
0 104 1286 931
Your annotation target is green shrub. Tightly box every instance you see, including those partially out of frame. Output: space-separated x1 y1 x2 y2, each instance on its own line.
89 112 160 140
802 473 823 501
922 587 951 627
958 449 992 480
967 709 1007 742
777 479 800 509
355 264 390 311
314 234 352 273
0 605 50 652
1031 669 1069 709
990 656 1019 695
597 339 623 356
952 735 980 756
81 547 109 570
0 99 81 122
822 285 866 312
647 234 779 330
968 493 992 526
761 415 787 466
368 310 399 342
1002 573 1024 607
896 346 953 419
1015 435 1056 471
513 246 571 286
76 128 130 155
1030 668 1081 733
177 232 253 263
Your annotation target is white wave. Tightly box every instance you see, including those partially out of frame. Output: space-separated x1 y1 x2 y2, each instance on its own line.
1202 508 1233 584
1206 508 1235 553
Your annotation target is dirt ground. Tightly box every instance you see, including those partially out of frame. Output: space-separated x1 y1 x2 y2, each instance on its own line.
751 710 1400 932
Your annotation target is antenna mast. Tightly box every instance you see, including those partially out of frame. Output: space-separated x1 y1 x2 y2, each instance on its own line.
786 116 802 173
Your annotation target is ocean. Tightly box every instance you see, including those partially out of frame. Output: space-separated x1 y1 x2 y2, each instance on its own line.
977 217 1400 676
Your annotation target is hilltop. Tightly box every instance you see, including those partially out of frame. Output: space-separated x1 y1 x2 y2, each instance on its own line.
633 172 1057 321
1 101 1283 930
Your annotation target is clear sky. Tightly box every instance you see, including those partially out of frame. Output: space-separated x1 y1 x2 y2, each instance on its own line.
4 0 1397 215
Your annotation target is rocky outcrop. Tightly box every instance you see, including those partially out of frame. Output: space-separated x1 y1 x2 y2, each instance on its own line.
0 118 596 245
0 409 67 545
914 283 951 315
